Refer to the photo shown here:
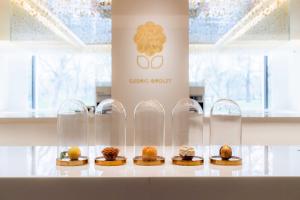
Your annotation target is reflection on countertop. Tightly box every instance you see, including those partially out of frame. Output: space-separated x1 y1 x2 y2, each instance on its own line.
0 146 300 178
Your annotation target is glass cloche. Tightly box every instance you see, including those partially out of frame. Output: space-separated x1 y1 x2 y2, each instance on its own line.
94 99 127 166
56 99 89 166
171 98 204 166
133 100 165 166
209 99 242 166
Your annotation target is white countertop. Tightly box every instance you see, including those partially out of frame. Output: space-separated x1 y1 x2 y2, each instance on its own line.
1 146 300 178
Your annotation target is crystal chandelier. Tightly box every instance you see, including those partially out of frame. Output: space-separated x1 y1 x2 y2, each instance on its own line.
48 0 112 18
94 0 111 18
189 0 202 18
94 0 204 19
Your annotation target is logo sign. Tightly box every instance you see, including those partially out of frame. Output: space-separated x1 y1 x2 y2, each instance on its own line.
134 21 166 69
112 0 189 144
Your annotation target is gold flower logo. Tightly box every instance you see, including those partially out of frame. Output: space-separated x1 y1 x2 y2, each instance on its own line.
134 21 166 57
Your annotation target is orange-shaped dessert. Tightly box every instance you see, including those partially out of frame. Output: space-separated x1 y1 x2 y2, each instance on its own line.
102 147 119 161
142 146 157 161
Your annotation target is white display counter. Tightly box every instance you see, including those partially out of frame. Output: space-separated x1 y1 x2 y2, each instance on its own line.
0 146 300 200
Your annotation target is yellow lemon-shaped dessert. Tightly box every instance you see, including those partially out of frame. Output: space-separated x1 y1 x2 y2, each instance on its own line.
68 147 81 160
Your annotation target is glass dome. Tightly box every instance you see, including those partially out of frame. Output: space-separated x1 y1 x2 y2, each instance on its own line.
171 98 204 166
209 99 242 166
56 99 89 166
94 99 127 166
133 100 165 166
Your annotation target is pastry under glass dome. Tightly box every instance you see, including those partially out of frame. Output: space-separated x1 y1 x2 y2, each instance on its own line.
209 99 242 166
94 99 127 166
171 98 204 166
56 99 89 166
133 100 165 166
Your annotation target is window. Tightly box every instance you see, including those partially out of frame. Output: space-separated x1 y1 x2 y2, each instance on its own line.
0 46 99 113
268 45 300 114
35 53 96 111
0 50 32 113
189 48 264 113
0 45 269 114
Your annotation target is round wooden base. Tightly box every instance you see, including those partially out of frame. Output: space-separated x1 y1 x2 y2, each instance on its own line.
210 156 242 166
95 156 126 166
172 156 204 166
56 156 88 166
133 156 165 166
